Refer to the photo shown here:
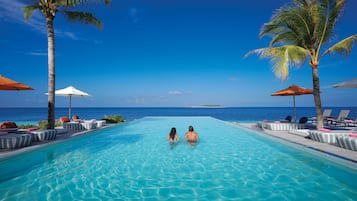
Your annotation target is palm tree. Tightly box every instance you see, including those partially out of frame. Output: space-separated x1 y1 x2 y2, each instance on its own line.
22 0 110 129
246 0 356 129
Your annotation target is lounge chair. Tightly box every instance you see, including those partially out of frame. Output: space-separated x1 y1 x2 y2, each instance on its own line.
335 134 357 151
0 122 33 149
260 117 306 131
299 117 308 124
327 110 350 126
30 129 57 141
308 129 350 144
342 117 357 127
0 133 32 149
80 120 97 130
61 116 99 131
309 109 332 123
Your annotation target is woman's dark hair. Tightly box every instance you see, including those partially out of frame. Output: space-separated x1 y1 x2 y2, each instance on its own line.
169 127 176 140
188 126 194 132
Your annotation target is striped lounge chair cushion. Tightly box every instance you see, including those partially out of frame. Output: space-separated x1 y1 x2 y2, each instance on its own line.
308 131 349 144
0 133 32 149
31 129 57 141
63 122 85 131
335 136 357 151
80 121 97 130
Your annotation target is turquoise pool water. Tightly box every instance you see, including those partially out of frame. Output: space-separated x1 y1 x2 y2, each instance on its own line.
0 117 356 200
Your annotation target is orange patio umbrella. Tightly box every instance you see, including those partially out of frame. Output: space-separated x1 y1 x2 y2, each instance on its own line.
271 85 313 123
0 75 34 90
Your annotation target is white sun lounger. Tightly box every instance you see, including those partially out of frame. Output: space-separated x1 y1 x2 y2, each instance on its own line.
335 135 357 151
31 129 57 141
308 130 349 144
261 122 306 131
0 133 32 149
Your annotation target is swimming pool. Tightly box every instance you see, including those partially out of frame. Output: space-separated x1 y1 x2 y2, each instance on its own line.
0 117 356 200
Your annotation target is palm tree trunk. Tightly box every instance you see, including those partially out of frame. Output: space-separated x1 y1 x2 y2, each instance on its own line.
46 17 55 129
312 67 323 129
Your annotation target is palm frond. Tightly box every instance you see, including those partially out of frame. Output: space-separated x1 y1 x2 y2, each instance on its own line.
260 5 314 48
22 5 42 20
270 31 298 46
245 46 309 80
323 35 357 56
317 0 346 44
64 11 103 29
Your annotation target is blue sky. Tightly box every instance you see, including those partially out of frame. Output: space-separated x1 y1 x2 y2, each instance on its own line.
0 0 356 107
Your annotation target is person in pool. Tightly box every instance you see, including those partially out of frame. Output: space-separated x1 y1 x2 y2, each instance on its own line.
167 127 179 143
184 125 199 143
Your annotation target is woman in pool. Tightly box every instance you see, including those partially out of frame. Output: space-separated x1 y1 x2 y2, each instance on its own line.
167 127 179 143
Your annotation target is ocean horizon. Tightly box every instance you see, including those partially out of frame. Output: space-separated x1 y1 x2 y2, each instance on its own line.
1 107 356 125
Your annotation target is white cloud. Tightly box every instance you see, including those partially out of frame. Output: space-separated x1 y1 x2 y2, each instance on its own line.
26 51 47 56
0 0 47 34
168 91 182 95
0 0 80 40
62 31 79 40
168 91 192 95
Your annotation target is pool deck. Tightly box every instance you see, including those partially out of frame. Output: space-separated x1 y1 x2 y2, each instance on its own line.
236 122 357 165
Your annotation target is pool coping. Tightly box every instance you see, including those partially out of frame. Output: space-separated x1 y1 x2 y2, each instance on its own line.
234 122 357 169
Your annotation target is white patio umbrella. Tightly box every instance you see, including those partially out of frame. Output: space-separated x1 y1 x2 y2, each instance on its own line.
52 86 90 118
333 78 357 88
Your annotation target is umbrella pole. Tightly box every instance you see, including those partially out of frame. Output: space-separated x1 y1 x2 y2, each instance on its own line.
293 95 296 123
69 96 72 119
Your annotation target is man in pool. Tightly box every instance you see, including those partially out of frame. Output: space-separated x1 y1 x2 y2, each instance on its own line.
184 125 199 143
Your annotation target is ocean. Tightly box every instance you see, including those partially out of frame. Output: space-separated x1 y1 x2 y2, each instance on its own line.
1 107 356 125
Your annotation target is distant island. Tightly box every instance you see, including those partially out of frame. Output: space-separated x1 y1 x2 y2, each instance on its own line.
190 105 224 108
